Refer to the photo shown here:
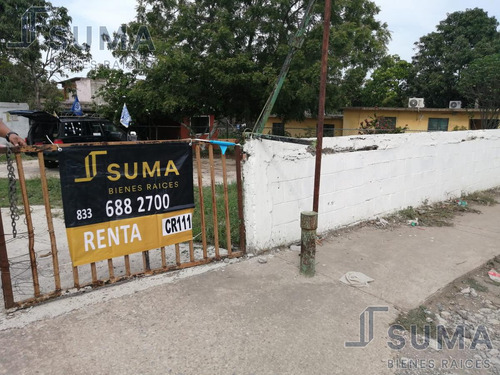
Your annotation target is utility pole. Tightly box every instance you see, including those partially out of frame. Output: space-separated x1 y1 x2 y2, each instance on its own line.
301 0 331 277
312 0 332 213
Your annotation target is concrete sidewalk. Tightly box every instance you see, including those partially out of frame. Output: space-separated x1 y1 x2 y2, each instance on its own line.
1 205 500 374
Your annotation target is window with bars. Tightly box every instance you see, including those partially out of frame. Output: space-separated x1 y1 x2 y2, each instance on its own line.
324 124 335 137
272 122 285 136
428 118 449 131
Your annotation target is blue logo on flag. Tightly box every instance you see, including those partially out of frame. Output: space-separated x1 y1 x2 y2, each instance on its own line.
120 104 132 128
71 95 83 116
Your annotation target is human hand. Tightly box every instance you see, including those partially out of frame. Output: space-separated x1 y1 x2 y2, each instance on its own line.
6 132 27 147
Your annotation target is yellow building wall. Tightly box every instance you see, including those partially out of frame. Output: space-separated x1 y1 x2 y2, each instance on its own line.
342 108 479 136
263 116 343 137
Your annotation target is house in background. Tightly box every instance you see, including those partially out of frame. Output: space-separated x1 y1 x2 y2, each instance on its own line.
60 77 107 110
342 106 485 136
259 105 488 139
263 105 488 138
263 114 343 138
181 115 216 139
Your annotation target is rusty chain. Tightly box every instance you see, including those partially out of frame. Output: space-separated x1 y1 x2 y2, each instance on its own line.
6 145 20 238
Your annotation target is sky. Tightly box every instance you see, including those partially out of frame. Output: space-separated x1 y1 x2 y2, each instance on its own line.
49 0 500 79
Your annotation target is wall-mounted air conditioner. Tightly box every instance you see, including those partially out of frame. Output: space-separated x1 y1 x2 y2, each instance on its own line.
449 101 462 109
408 98 425 109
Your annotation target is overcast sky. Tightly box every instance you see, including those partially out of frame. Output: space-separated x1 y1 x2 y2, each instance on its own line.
49 0 500 79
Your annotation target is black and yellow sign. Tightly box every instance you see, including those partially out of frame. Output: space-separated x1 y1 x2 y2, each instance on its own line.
58 143 194 266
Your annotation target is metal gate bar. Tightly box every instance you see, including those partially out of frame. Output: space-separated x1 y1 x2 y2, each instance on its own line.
221 152 232 255
107 259 115 281
195 144 208 258
15 153 40 297
37 152 61 291
235 146 246 252
0 211 14 309
1 140 246 309
208 144 220 259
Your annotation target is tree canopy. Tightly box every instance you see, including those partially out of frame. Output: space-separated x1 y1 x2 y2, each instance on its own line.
0 0 91 109
99 0 389 126
410 8 500 108
360 55 412 107
458 53 500 128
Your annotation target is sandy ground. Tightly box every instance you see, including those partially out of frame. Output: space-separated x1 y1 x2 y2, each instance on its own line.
1 204 500 374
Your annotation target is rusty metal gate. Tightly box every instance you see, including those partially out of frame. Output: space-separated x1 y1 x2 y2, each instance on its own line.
0 140 245 309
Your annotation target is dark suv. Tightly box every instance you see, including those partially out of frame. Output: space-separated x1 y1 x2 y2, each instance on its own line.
9 111 130 167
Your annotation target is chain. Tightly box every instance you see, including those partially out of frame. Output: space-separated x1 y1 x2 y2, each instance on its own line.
6 146 20 238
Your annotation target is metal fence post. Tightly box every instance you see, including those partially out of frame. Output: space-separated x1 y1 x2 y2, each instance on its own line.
0 208 15 308
300 211 318 276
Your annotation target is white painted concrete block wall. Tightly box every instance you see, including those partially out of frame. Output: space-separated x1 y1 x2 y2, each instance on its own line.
242 130 500 252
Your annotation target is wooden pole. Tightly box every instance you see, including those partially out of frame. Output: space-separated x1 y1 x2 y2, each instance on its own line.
300 211 318 277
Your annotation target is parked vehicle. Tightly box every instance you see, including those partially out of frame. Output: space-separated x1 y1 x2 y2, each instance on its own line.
8 111 132 167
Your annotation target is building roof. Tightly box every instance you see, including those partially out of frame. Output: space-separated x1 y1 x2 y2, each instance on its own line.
343 106 481 113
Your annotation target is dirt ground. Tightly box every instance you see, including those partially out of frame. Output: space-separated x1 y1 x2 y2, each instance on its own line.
391 259 500 375
0 157 237 186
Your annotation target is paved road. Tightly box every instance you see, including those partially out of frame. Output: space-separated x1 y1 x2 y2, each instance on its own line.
1 204 500 374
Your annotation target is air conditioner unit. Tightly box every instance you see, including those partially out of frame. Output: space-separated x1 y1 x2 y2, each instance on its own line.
408 98 425 109
449 101 462 109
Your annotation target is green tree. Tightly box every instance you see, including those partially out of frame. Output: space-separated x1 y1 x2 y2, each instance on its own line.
410 8 500 108
107 0 389 126
0 0 92 109
458 54 500 129
0 58 32 102
360 55 412 107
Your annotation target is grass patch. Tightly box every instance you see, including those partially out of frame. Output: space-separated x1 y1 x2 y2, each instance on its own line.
464 277 488 292
462 189 499 206
388 201 478 227
192 182 240 248
0 153 37 163
0 177 63 208
384 188 500 228
394 305 437 337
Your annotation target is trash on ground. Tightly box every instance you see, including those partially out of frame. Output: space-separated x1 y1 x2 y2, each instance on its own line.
377 218 389 227
488 269 500 283
457 199 468 207
339 271 374 287
290 244 301 251
407 218 419 226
